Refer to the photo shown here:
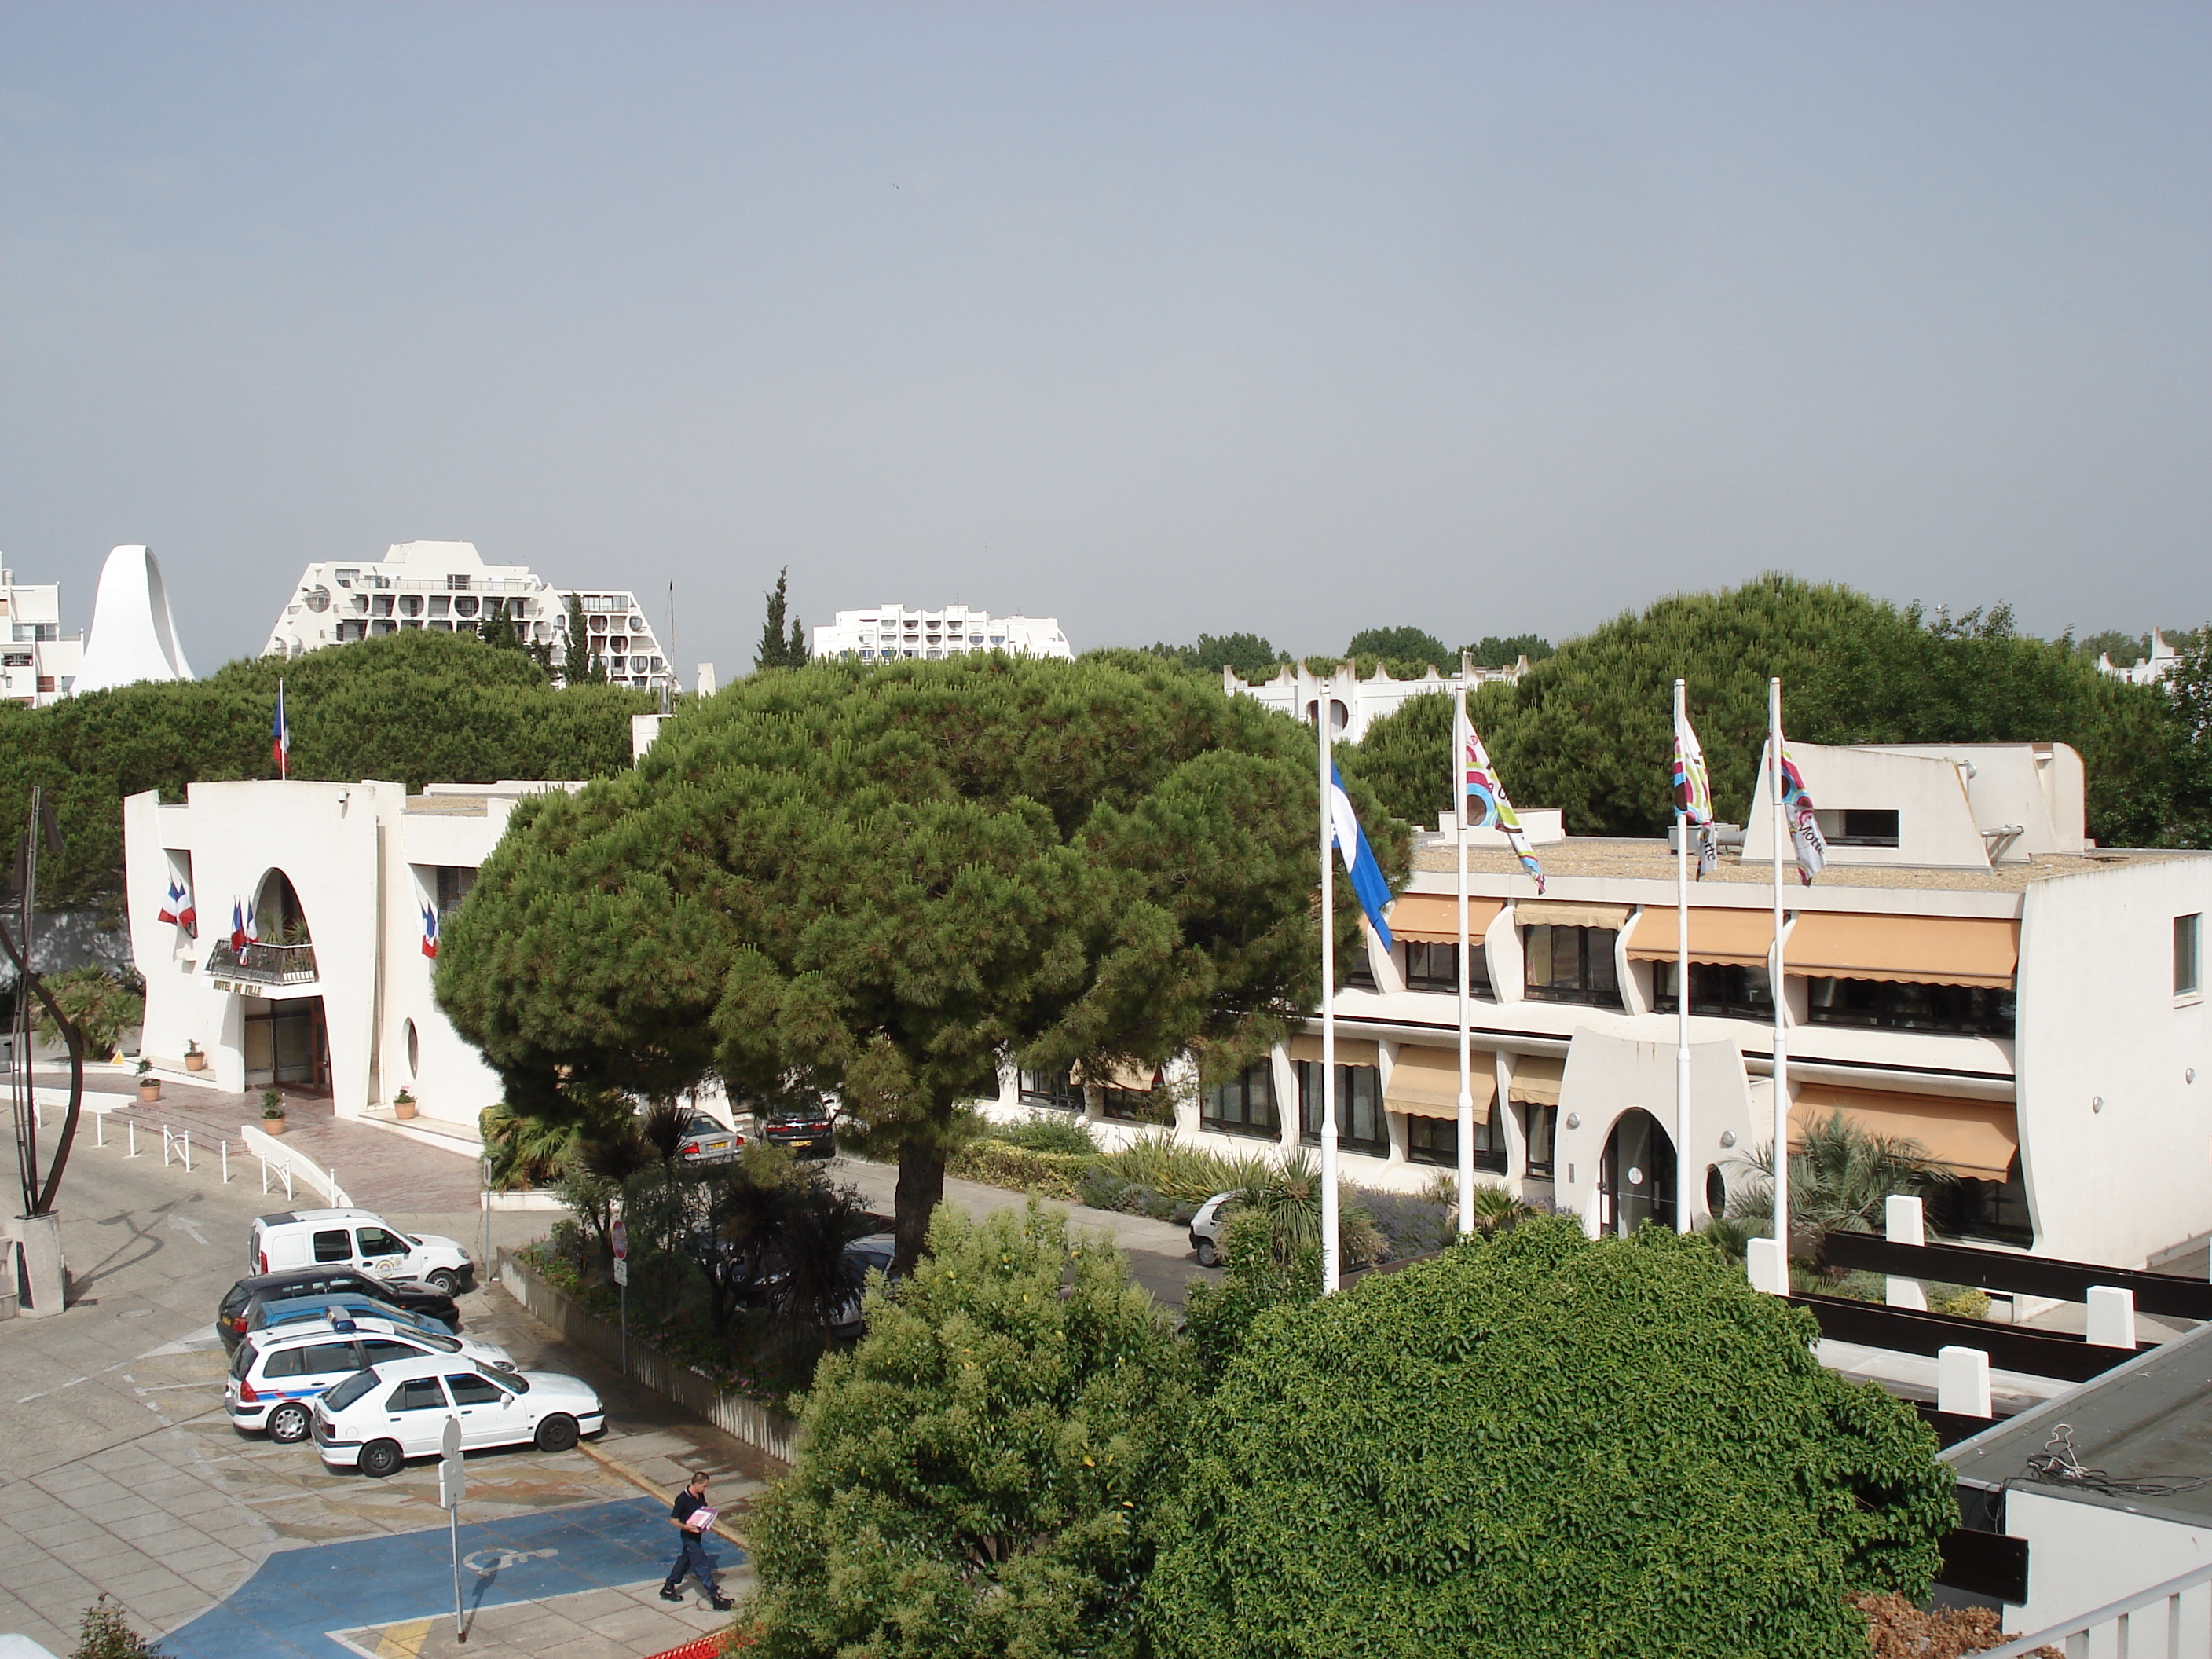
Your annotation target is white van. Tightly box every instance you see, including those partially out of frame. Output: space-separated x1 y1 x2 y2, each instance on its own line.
249 1209 474 1295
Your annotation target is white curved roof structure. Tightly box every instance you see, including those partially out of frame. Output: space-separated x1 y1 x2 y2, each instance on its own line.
73 545 195 693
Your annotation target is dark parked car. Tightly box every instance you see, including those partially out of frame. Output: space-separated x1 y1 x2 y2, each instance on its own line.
216 1268 461 1352
760 1109 837 1159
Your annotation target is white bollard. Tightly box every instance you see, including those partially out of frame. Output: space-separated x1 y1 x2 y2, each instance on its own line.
222 1141 229 1184
1747 1236 1788 1296
1885 1193 1928 1311
261 1157 270 1194
1937 1346 1993 1418
95 1113 104 1149
128 1120 138 1158
181 1133 191 1174
283 1165 293 1201
2086 1285 2137 1350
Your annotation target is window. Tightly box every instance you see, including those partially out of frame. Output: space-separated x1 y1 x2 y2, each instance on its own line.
1100 1086 1169 1125
325 1370 379 1412
2180 914 2203 998
1406 1115 1507 1172
1522 927 1621 1008
1650 962 1774 1020
1018 1067 1082 1111
1805 978 2014 1038
262 1347 308 1379
1521 1103 1558 1179
1342 950 1377 991
1404 941 1490 996
1296 1062 1386 1155
388 1378 449 1412
446 1373 505 1406
354 1229 406 1258
298 1342 363 1375
1202 1064 1280 1139
1926 1155 2034 1248
312 1229 351 1264
359 1339 425 1367
1815 809 1901 848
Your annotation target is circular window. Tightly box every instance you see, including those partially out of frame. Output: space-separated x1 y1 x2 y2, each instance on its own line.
1705 1165 1726 1214
453 595 479 618
405 1019 419 1078
400 594 424 617
629 615 645 632
590 614 609 632
303 586 331 613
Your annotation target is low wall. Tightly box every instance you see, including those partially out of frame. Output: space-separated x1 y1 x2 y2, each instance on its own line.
497 1247 800 1467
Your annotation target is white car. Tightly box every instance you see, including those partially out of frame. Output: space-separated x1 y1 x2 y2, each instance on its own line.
250 1208 475 1295
226 1317 518 1444
1188 1192 1240 1268
312 1353 606 1477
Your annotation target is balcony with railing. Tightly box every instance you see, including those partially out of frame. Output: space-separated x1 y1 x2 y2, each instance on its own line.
205 941 320 986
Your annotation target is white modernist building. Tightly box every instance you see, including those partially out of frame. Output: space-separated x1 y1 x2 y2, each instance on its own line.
123 778 578 1137
263 540 676 693
1227 656 1528 745
812 604 1072 663
72 545 196 695
0 566 85 707
988 740 2211 1275
2097 628 2189 687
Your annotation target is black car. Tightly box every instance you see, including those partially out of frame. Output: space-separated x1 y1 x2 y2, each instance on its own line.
216 1267 461 1352
760 1109 837 1159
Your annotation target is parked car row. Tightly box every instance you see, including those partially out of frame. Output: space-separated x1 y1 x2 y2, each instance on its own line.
214 1206 607 1478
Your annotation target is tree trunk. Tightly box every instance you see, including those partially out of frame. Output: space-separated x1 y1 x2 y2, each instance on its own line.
891 1141 947 1277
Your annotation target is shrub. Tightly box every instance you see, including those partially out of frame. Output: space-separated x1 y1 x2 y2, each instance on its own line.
37 966 144 1059
1142 1217 1955 1659
743 1204 1196 1659
1361 1188 1452 1259
1002 1112 1102 1156
1093 1133 1272 1205
72 1595 167 1658
1078 1165 1130 1210
943 1140 1087 1200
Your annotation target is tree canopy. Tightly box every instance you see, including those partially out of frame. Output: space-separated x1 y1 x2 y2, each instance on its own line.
1136 632 1286 682
0 629 653 906
1141 1217 1954 1659
1458 632 1554 668
1344 626 1451 672
755 566 810 670
434 652 1402 1267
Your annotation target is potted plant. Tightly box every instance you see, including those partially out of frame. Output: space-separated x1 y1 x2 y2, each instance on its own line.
136 1058 161 1103
393 1088 418 1122
262 1090 287 1136
184 1039 206 1073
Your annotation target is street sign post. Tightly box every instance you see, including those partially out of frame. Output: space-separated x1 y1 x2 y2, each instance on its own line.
612 1218 628 1372
441 1415 467 1643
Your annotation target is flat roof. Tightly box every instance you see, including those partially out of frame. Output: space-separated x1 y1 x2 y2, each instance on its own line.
1947 1319 2212 1529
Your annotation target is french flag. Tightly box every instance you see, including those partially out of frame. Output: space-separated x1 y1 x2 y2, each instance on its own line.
272 679 291 779
420 904 439 960
229 898 248 952
157 880 197 936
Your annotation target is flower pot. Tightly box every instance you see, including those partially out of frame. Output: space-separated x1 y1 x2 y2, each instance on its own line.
263 1115 287 1137
394 1100 418 1121
138 1080 161 1103
185 1053 207 1073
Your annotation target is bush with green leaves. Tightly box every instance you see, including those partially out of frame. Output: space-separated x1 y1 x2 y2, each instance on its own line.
1143 1215 1954 1659
72 1595 167 1658
742 1203 1196 1659
35 966 143 1057
998 1112 1101 1156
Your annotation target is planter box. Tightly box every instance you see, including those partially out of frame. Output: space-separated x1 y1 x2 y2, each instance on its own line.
496 1248 800 1467
262 1116 286 1136
185 1053 207 1072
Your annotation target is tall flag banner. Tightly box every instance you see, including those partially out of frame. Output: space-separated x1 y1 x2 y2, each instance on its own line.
229 898 249 953
272 679 291 780
1327 764 1396 950
1672 707 1718 880
1779 751 1827 884
420 904 441 960
157 878 198 936
1456 711 1545 894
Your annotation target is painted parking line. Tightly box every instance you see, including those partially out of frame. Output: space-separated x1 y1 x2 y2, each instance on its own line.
161 1496 744 1659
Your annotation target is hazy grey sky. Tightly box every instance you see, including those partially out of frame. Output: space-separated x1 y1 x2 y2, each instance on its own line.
2 3 2205 672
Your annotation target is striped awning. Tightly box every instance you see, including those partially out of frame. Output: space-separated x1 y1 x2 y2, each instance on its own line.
1516 901 1634 932
1791 1085 2019 1181
1785 914 2020 991
1625 907 1775 969
1506 1054 1565 1106
1388 894 1507 945
1288 1034 1380 1067
1384 1046 1496 1122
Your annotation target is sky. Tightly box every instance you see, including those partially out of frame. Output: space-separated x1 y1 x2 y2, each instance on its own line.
2 3 2206 672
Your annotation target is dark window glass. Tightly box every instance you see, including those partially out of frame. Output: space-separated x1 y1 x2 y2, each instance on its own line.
1343 952 1377 991
262 1347 306 1379
1820 809 1900 848
1926 1157 2034 1248
1522 927 1621 1008
1521 1103 1558 1179
1651 962 1775 1020
299 1342 363 1375
354 1229 407 1258
1296 1062 1386 1155
324 1370 379 1412
360 1339 423 1367
1099 1087 1168 1125
1017 1068 1082 1111
1404 1115 1507 1172
1805 978 2014 1038
312 1229 352 1264
2179 914 2203 998
1201 1064 1279 1139
446 1373 504 1406
388 1378 448 1412
1404 941 1492 996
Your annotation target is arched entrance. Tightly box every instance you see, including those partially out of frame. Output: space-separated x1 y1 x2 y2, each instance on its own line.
1598 1108 1676 1236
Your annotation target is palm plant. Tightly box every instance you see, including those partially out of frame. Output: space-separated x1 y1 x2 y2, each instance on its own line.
478 1101 580 1190
768 1180 881 1331
1723 1110 1955 1251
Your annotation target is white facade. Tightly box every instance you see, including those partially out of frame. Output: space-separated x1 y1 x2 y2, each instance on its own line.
263 540 676 693
812 604 1072 663
0 566 84 707
1228 657 1527 745
2098 628 2188 687
73 545 195 694
123 778 580 1138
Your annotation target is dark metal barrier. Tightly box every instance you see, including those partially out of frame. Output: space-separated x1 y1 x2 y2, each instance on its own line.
1816 1232 2212 1321
1789 1291 2137 1383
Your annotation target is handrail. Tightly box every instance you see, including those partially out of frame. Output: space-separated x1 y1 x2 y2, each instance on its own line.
1818 1229 2212 1320
1973 1558 2212 1657
204 941 319 985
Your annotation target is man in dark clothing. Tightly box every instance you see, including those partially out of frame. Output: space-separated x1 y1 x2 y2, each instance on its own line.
661 1470 734 1610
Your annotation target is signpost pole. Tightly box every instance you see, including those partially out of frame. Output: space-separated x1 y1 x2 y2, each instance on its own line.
440 1415 467 1643
611 1217 629 1375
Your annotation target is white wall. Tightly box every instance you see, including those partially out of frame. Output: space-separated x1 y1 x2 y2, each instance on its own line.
2005 1487 2212 1632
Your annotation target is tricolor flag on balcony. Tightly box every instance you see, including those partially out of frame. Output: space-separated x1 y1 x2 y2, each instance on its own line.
272 679 291 780
157 879 198 936
229 898 257 952
420 904 440 960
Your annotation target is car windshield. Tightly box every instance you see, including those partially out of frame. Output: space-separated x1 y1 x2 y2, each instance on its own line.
416 1331 461 1353
229 1343 255 1380
495 1370 530 1393
323 1370 379 1412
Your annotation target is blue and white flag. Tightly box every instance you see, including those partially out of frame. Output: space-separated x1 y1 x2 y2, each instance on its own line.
1328 764 1395 950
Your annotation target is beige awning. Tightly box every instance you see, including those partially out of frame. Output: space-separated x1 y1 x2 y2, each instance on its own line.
1505 1054 1565 1105
1516 901 1634 932
1288 1034 1379 1066
1389 894 1506 945
1384 1045 1496 1122
1785 914 2020 990
1072 1060 1161 1092
1625 906 1776 969
1790 1086 2019 1181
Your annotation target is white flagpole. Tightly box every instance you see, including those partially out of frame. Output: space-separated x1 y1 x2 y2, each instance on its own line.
1768 676 1790 1279
1455 687 1474 1237
1673 678 1692 1234
1319 699 1340 1293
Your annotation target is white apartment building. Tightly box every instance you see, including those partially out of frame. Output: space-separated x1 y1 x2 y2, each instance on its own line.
998 741 2212 1273
263 540 676 693
2097 628 2190 688
0 566 84 707
1228 657 1528 744
812 605 1072 663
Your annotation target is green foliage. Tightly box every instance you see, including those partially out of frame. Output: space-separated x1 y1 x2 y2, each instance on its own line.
1179 1207 1320 1383
1458 632 1555 668
1090 1132 1278 1206
1000 1112 1102 1155
755 566 809 670
2076 628 2149 668
945 1140 1089 1202
435 653 1403 1267
743 1204 1196 1659
561 592 607 685
35 966 143 1057
0 629 650 906
1725 1111 1956 1244
1346 626 1451 672
1141 1216 1954 1659
73 1595 167 1658
1137 632 1285 682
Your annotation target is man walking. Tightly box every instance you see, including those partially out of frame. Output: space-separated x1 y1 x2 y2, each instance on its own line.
660 1470 734 1611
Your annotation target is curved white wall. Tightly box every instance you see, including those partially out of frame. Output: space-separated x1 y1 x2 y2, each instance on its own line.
74 545 194 693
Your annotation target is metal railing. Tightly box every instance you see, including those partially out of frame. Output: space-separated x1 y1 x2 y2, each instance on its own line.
1976 1560 2212 1657
204 941 319 984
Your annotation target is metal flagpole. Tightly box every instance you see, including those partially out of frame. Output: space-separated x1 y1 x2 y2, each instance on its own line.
1674 679 1693 1234
1768 677 1791 1280
1318 698 1339 1294
1454 687 1474 1236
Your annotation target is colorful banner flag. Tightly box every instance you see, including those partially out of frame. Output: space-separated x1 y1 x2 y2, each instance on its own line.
1672 707 1718 879
157 878 198 936
1779 750 1827 884
1328 764 1395 949
1456 708 1544 894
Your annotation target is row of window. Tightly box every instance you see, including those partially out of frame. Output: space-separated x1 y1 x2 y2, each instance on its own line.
1199 1062 1513 1171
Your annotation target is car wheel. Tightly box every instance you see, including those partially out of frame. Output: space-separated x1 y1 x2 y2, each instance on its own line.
534 1414 580 1453
359 1439 405 1478
1195 1238 1218 1268
266 1402 313 1445
426 1269 459 1296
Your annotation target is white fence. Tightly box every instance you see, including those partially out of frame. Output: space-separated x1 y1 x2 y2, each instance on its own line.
1978 1561 2212 1658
